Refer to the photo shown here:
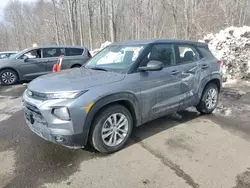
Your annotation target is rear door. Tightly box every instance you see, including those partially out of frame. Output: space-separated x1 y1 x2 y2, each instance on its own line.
42 47 65 73
17 48 46 80
175 44 203 109
62 47 88 69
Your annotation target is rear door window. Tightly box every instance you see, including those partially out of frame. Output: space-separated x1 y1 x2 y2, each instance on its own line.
65 48 84 56
177 45 200 64
42 48 65 58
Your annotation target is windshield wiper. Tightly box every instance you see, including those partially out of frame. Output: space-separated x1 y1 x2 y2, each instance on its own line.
90 67 108 71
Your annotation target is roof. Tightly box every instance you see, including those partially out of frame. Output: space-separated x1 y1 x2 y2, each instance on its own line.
21 45 88 52
112 39 207 46
38 45 87 48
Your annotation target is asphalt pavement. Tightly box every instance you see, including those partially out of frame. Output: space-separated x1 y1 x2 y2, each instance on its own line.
1 82 250 188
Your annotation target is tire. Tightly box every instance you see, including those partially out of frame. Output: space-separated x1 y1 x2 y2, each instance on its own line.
196 83 219 114
90 104 133 153
0 69 18 85
71 64 81 68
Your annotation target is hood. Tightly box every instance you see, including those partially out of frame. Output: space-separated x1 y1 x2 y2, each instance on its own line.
28 68 126 93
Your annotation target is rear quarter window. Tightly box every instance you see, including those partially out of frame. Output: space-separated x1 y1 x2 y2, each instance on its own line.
197 46 216 59
66 48 84 56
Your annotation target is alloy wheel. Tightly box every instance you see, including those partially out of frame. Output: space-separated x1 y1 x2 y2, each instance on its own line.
1 71 16 84
205 88 218 109
101 113 129 147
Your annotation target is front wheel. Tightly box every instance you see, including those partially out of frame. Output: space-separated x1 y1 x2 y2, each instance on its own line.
196 83 219 114
90 105 133 153
0 69 18 85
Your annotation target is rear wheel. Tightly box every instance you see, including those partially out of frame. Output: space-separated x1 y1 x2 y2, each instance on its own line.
90 105 133 153
196 83 219 114
0 69 18 85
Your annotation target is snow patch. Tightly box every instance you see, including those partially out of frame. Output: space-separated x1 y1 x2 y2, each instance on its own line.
90 41 112 56
201 26 250 81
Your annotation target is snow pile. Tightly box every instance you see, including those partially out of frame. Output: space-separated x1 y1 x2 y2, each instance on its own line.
201 26 250 81
90 41 112 56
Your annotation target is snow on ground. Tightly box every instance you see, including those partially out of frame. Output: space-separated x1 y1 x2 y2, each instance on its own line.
200 26 250 81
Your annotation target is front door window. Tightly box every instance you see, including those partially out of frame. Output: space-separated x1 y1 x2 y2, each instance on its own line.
19 49 42 59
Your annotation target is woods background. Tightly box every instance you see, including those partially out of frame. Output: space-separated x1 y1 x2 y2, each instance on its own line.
0 0 250 51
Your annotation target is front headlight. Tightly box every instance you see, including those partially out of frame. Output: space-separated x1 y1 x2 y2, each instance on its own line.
46 90 88 99
52 107 70 121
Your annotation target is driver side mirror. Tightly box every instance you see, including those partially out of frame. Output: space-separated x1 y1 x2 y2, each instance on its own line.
24 56 29 62
138 60 164 72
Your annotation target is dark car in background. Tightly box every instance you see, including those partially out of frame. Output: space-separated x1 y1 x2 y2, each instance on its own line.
0 51 18 59
0 45 91 85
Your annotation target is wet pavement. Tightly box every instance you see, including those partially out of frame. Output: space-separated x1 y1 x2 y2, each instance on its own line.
1 82 250 188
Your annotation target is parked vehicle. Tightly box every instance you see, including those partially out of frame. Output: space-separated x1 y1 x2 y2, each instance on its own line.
23 39 222 153
0 45 91 85
0 51 18 59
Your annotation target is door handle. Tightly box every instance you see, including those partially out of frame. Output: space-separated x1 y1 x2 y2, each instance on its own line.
201 64 208 69
171 70 180 75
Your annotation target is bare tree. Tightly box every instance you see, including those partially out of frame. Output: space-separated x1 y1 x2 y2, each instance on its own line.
87 0 94 49
0 0 250 51
109 0 116 42
52 0 60 44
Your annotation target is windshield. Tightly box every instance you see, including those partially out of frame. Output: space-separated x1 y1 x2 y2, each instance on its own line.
85 44 145 72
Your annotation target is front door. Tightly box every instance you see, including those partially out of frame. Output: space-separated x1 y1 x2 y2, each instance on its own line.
17 48 47 80
137 44 182 123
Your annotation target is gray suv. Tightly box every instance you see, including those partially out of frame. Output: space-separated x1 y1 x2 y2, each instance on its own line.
0 45 91 85
22 39 222 153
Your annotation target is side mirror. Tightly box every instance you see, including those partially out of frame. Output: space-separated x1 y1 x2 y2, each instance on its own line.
138 60 164 72
24 56 29 62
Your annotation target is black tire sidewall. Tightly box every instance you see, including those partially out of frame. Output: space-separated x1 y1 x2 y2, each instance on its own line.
91 105 133 153
197 83 219 114
0 69 18 85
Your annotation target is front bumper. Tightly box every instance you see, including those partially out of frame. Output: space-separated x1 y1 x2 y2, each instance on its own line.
22 91 85 149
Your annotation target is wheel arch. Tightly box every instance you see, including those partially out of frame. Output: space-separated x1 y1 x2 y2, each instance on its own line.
82 92 141 145
198 74 222 99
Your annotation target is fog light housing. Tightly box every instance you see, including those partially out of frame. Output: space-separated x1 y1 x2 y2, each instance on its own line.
52 107 71 121
55 135 65 143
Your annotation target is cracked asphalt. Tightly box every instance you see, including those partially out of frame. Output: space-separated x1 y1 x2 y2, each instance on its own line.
1 81 250 188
